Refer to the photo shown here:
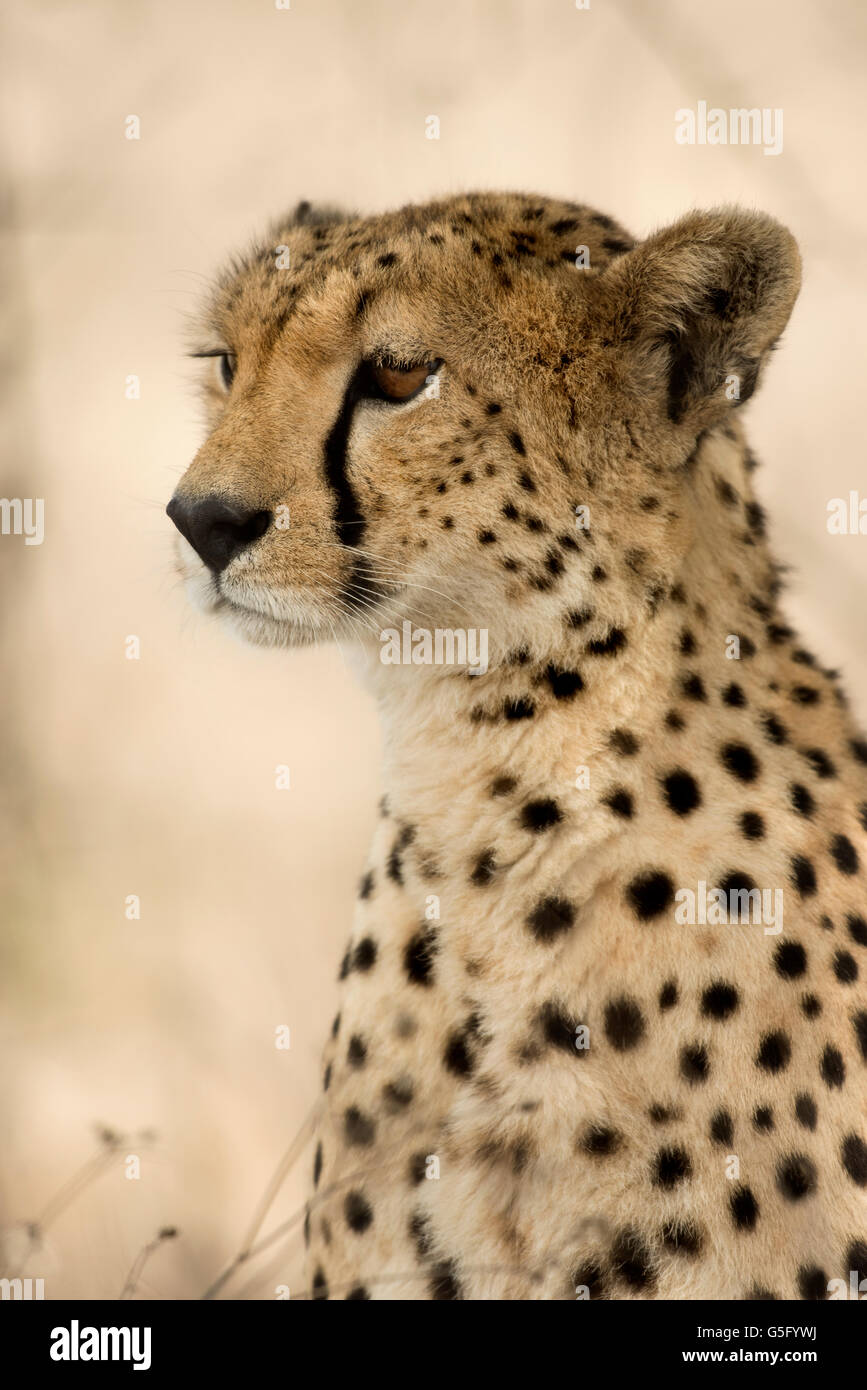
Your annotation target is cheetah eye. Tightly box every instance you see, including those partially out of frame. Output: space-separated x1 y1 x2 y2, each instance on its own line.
219 353 236 391
361 357 442 403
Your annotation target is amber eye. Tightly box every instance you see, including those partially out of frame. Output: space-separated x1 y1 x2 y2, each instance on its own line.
363 358 441 403
219 353 236 390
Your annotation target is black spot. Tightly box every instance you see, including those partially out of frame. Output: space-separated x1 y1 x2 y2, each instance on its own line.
345 1285 371 1300
834 950 859 984
658 980 678 1010
539 1001 581 1055
545 665 584 700
347 936 377 976
609 728 639 755
761 712 789 745
794 1093 818 1130
470 848 497 886
841 1134 867 1186
719 870 757 901
849 914 867 947
680 1043 710 1084
409 1210 432 1260
649 1104 681 1124
847 1239 867 1281
774 941 807 979
566 606 594 629
740 810 765 839
710 1109 734 1145
408 1153 427 1185
344 1106 376 1147
358 871 374 900
570 1259 607 1299
347 1034 367 1068
790 783 815 817
344 1190 373 1233
509 432 527 456
503 696 535 721
626 870 674 920
776 1153 818 1201
520 798 563 832
610 1229 655 1289
404 926 438 986
701 981 739 1020
850 737 867 765
730 1185 760 1231
443 1029 475 1077
662 769 701 816
429 1260 463 1300
527 895 575 942
662 1220 703 1256
312 1266 329 1300
478 528 497 545
653 1145 692 1188
820 1044 845 1088
383 1077 414 1111
753 1106 774 1132
491 774 517 797
797 1265 828 1300
582 1124 622 1156
789 852 818 897
853 1010 867 1061
603 996 646 1051
792 685 820 705
830 834 859 875
756 1031 791 1073
721 742 760 782
313 1141 323 1187
587 628 627 657
803 747 836 778
603 787 634 818
722 681 746 707
681 673 707 702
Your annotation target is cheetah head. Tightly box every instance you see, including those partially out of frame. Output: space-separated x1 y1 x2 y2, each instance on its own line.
168 193 800 659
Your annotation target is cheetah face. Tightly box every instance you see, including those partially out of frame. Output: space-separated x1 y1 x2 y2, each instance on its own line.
168 194 799 655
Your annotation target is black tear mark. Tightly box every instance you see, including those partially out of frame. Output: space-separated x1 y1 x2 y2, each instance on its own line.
323 365 367 548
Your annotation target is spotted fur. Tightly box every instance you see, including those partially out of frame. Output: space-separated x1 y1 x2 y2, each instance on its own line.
169 192 867 1301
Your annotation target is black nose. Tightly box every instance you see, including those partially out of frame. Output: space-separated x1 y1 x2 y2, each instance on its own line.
166 495 271 573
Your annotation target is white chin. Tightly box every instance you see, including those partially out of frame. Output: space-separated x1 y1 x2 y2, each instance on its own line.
179 565 322 649
220 602 318 649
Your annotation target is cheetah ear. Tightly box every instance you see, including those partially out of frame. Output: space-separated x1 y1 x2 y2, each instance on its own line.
594 207 801 430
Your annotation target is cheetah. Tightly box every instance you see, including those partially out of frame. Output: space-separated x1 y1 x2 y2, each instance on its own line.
167 192 867 1301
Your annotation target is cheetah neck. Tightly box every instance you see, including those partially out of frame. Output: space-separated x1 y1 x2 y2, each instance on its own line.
350 427 786 883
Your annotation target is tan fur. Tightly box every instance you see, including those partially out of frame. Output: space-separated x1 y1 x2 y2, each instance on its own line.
170 193 867 1300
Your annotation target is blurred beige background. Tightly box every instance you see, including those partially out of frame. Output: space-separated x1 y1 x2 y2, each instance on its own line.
1 0 865 1299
